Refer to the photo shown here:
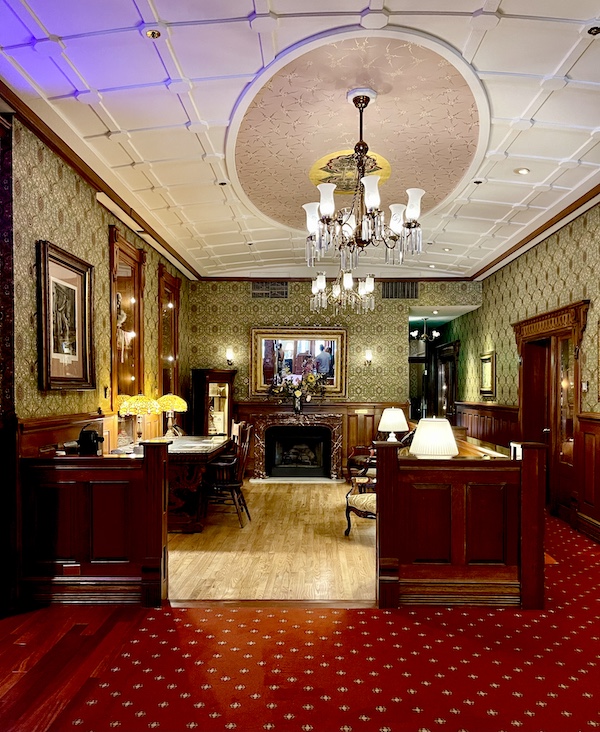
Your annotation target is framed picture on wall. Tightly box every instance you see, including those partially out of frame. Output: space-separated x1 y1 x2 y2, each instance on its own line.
479 350 496 397
37 240 96 390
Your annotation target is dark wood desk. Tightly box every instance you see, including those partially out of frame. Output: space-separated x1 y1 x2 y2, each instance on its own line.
144 436 230 533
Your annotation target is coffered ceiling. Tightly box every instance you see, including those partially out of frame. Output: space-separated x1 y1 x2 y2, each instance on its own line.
0 0 599 281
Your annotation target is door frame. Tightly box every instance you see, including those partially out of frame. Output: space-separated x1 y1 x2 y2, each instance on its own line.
513 300 589 518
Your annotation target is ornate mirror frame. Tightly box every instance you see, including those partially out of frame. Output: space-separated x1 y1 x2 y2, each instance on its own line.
251 327 347 397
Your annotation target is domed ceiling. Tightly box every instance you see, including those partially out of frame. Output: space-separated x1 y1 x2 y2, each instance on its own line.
235 36 480 232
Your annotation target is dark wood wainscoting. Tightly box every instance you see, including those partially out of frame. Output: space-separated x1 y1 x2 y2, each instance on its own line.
236 401 408 478
576 414 600 543
20 442 168 607
455 401 520 451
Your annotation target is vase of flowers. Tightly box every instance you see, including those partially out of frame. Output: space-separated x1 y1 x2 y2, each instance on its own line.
269 371 326 413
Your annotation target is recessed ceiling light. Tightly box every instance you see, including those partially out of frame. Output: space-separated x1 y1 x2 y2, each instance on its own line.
433 310 439 315
588 26 600 35
443 247 452 252
146 29 161 39
515 167 530 175
429 264 435 269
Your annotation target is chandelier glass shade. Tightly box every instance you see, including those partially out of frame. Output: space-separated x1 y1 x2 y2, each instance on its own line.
303 88 425 272
310 270 375 314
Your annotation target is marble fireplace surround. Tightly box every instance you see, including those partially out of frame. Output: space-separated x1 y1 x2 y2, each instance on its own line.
252 412 343 479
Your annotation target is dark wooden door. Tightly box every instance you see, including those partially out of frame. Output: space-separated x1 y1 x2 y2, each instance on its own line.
514 301 589 523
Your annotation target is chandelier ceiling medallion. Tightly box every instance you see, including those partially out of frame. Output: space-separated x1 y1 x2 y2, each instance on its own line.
410 317 440 342
303 88 426 273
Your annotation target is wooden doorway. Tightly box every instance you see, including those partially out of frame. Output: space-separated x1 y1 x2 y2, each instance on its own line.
513 301 589 521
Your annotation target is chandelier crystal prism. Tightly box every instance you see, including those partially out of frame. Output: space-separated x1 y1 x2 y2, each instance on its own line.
303 88 426 272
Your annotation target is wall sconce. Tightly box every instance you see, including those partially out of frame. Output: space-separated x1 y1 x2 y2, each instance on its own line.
364 349 373 366
226 347 234 366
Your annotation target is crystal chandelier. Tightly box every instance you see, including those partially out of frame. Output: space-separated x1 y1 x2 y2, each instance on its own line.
410 317 440 342
303 88 425 272
310 270 375 314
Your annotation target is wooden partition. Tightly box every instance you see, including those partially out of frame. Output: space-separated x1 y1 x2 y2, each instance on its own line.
376 441 546 609
20 441 169 607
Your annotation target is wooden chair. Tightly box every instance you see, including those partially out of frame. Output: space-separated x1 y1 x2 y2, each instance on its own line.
202 424 252 527
344 474 377 536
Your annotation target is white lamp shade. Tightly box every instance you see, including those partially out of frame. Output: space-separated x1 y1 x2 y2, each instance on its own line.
317 183 336 218
361 175 381 210
409 417 459 458
225 347 234 362
365 349 373 363
302 202 320 235
316 272 326 291
378 407 409 440
342 271 353 290
332 283 341 297
389 203 406 234
311 279 319 294
364 274 375 293
405 188 425 221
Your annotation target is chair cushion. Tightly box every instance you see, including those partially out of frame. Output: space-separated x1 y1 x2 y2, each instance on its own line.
347 492 377 513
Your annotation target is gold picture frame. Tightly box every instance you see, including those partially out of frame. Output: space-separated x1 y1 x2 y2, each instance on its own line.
479 350 496 397
251 327 347 396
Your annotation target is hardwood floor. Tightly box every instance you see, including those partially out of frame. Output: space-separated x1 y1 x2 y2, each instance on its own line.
167 480 376 602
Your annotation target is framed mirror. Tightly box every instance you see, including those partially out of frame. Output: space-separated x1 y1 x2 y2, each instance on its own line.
251 328 347 396
158 263 181 395
110 225 146 401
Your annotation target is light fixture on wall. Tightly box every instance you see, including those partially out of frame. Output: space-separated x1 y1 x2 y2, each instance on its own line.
225 347 234 366
365 349 373 366
310 270 375 314
157 393 188 438
409 417 458 458
410 317 440 342
303 88 425 273
378 407 409 442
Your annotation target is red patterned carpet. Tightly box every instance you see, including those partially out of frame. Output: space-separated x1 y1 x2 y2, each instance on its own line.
47 515 599 732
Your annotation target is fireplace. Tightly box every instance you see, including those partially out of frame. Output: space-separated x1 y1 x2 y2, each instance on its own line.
266 426 331 478
252 412 343 479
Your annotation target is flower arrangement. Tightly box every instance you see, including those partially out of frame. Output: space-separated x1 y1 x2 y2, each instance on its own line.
269 370 326 411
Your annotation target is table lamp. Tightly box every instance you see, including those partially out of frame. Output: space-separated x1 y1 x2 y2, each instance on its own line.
409 417 459 458
157 393 188 437
378 407 409 442
119 393 162 445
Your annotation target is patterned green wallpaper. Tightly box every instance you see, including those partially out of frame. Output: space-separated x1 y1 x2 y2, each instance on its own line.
447 204 600 410
12 121 180 419
184 280 482 404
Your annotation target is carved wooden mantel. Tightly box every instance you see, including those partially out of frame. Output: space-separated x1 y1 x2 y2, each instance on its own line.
252 412 343 479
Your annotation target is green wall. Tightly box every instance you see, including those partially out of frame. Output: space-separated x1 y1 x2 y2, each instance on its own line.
12 121 182 419
184 280 482 404
447 204 600 411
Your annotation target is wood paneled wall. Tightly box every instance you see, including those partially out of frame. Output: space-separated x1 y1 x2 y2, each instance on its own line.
576 414 600 543
455 401 520 451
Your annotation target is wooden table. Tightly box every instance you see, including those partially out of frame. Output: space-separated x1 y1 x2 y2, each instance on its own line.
144 436 231 532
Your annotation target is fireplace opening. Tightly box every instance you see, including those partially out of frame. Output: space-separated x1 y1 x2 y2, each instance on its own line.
265 426 331 478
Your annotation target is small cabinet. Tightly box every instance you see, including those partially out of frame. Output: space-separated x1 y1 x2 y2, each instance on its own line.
191 369 236 437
